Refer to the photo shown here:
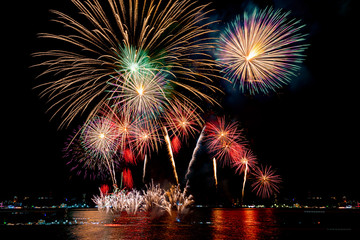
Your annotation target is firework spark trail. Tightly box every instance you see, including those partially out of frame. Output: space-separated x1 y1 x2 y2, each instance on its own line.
233 149 257 201
164 127 178 184
185 126 206 180
142 154 147 183
213 158 218 188
242 163 248 201
106 155 117 186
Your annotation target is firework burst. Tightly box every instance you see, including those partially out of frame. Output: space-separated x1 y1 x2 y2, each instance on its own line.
233 149 257 200
164 100 202 142
205 117 246 166
251 165 282 198
64 128 113 180
233 149 258 174
34 0 220 128
108 71 171 123
130 121 160 157
81 116 120 185
217 7 308 94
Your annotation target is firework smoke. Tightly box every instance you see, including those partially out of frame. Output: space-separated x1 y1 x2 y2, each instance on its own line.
185 126 206 181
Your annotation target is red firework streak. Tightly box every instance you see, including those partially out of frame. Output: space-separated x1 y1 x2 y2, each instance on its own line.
171 135 181 155
100 184 110 195
124 148 136 165
122 168 133 189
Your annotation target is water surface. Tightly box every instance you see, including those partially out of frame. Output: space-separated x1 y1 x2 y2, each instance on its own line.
1 208 359 239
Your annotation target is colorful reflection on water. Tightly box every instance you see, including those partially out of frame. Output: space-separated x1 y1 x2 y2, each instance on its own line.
67 208 281 239
1 208 359 239
211 208 279 240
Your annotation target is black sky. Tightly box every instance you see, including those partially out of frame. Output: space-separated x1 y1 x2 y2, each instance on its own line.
1 0 358 200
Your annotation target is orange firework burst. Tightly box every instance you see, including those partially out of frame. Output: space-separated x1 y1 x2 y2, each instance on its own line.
251 165 282 198
164 101 203 142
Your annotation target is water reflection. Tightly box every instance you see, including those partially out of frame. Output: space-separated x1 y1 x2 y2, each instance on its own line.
67 208 280 239
211 208 278 239
212 208 261 239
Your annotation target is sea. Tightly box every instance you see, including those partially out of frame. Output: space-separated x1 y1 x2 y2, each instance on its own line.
0 208 359 239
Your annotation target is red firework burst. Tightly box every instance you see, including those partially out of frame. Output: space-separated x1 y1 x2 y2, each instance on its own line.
205 117 246 166
233 149 258 174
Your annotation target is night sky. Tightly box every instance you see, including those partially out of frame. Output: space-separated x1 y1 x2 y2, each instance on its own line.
2 0 357 201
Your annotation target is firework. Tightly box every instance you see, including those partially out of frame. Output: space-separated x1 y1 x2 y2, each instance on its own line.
64 129 109 180
233 149 257 201
81 116 119 157
93 182 194 217
122 168 134 189
100 184 110 195
205 117 246 166
107 105 138 153
171 136 181 155
123 148 136 165
165 185 194 215
213 158 218 188
142 180 167 212
142 154 148 183
34 0 219 128
130 121 160 157
64 120 122 182
185 126 206 180
164 127 179 185
251 165 282 198
81 116 120 185
164 101 203 142
124 190 143 215
108 70 171 124
217 7 308 94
